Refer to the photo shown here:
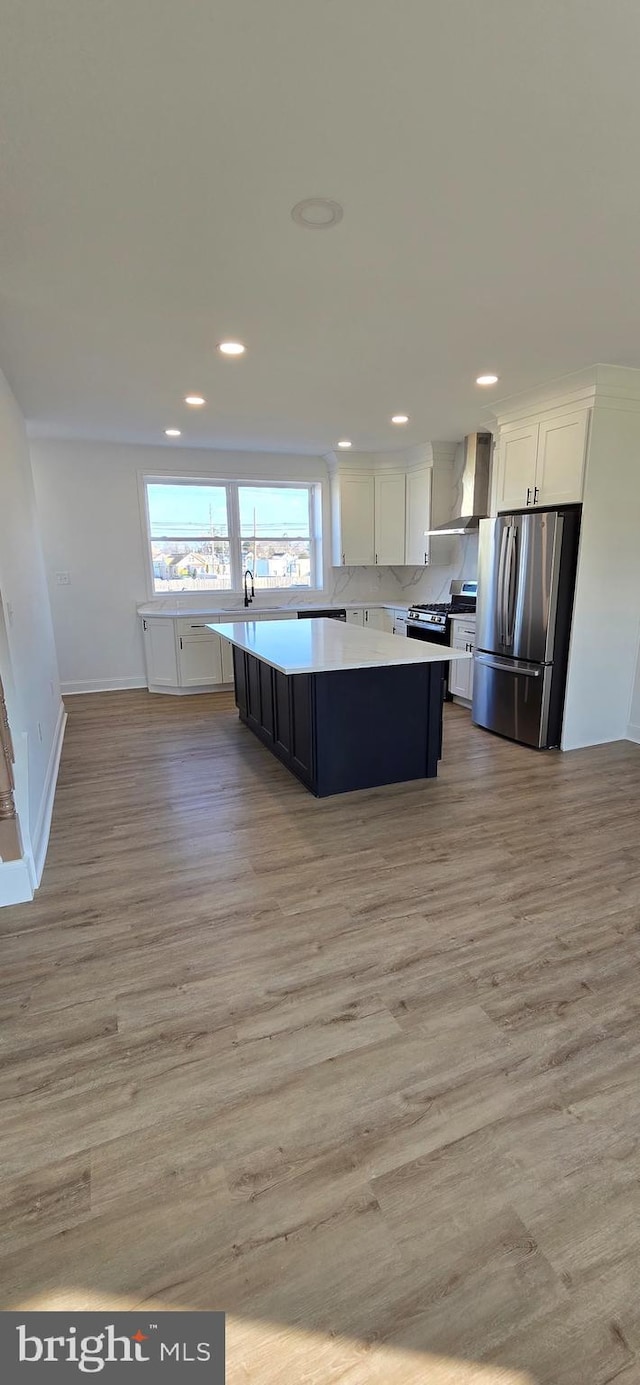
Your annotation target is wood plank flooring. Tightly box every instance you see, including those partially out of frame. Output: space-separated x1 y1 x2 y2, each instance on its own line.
1 690 640 1384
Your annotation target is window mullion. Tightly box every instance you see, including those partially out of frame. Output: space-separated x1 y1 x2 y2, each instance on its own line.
227 483 242 593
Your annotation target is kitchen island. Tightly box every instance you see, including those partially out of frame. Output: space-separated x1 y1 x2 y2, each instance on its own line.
210 618 470 797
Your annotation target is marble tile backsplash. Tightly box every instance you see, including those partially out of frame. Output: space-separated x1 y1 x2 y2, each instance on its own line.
327 535 478 606
142 537 478 615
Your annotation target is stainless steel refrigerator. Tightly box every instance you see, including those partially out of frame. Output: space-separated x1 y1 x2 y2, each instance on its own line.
472 507 581 749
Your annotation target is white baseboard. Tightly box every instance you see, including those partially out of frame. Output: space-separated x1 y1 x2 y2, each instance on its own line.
61 676 147 695
0 857 34 906
30 700 67 887
628 723 640 745
147 682 234 695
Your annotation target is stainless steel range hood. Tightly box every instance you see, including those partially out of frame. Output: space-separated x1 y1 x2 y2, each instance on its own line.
427 432 492 535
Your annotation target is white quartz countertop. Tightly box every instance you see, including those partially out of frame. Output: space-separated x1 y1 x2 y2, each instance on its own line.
137 600 410 620
211 618 472 676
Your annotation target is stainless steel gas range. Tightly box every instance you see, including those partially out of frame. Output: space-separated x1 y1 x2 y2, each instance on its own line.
407 580 477 697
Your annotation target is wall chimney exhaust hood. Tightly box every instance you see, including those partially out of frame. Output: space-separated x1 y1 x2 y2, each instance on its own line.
427 432 492 535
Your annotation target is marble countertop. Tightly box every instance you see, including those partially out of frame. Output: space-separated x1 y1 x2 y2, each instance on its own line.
210 618 472 676
137 599 410 619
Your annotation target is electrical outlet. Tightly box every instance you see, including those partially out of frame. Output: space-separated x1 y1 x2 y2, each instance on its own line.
55 571 71 586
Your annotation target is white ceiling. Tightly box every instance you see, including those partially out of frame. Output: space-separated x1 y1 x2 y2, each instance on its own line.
1 0 640 454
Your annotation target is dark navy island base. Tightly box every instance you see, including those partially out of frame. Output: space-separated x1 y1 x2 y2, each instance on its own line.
232 646 445 797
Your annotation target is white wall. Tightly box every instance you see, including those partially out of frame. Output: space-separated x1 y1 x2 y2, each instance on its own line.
0 369 63 892
29 441 391 691
31 438 480 694
563 402 640 750
629 650 640 744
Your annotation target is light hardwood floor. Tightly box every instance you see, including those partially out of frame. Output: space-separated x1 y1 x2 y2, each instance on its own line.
1 690 640 1384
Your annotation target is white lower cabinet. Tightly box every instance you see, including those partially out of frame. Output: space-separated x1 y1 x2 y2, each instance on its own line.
142 607 399 693
392 610 408 636
449 618 476 702
142 616 236 693
142 618 179 689
364 607 393 633
179 634 224 687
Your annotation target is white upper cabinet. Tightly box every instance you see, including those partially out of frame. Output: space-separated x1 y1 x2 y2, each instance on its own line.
496 423 539 510
535 411 589 506
331 474 375 566
495 410 588 512
404 466 431 565
374 472 406 565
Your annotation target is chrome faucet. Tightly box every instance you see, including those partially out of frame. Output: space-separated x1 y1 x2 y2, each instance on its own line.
244 568 254 607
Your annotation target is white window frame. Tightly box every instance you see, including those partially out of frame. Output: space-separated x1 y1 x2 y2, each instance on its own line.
141 474 322 598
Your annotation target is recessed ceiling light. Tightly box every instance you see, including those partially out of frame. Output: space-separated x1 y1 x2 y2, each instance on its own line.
337 439 352 449
165 428 181 438
391 414 409 425
476 374 499 386
184 395 206 407
218 341 246 356
291 198 344 230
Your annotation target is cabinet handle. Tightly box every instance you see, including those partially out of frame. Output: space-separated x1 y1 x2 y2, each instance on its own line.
375 553 378 564
143 619 147 630
424 551 427 564
534 485 539 503
179 637 183 650
526 486 532 505
342 552 345 565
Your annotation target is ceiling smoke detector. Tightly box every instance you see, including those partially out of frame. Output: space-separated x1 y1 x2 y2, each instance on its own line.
291 198 343 230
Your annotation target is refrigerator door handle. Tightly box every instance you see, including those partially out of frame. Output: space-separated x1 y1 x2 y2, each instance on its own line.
475 652 542 678
504 525 518 646
496 524 509 644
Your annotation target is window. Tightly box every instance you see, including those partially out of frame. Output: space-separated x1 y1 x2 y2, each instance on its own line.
144 479 319 594
239 485 313 591
147 482 232 592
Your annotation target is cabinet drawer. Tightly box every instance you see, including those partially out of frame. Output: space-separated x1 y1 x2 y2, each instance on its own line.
450 621 476 641
176 617 219 638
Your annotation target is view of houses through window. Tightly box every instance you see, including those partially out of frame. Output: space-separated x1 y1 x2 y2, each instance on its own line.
145 480 317 593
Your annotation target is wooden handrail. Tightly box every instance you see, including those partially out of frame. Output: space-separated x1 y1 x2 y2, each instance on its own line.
0 674 17 821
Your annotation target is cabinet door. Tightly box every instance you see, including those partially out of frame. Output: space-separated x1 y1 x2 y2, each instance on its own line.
496 423 539 511
273 669 292 758
405 466 431 565
393 611 407 636
335 475 375 565
535 410 588 506
364 608 393 633
233 647 247 716
142 618 179 688
179 634 223 687
290 676 314 784
374 473 406 565
449 625 474 700
345 609 365 626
